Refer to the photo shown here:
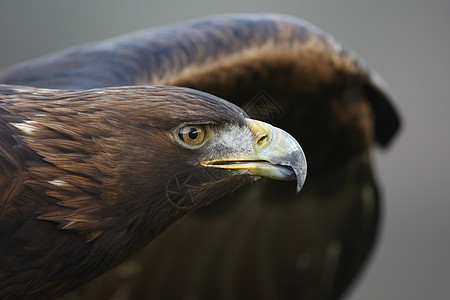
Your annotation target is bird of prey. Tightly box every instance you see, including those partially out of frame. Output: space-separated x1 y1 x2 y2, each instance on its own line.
0 14 399 300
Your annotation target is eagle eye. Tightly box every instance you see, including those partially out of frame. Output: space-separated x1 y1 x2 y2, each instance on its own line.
177 125 208 146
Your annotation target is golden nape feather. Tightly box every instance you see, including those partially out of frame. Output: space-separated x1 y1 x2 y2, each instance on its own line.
0 14 399 299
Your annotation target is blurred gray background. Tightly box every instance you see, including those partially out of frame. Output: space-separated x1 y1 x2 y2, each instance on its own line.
1 0 448 299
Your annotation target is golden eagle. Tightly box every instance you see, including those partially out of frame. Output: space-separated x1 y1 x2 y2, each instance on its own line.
0 14 399 299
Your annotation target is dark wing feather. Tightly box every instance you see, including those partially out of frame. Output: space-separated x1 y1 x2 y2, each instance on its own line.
0 14 400 299
0 14 399 148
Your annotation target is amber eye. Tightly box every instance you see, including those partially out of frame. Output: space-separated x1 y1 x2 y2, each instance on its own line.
177 125 208 146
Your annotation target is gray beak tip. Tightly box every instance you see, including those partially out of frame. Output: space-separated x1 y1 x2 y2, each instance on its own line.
295 162 307 194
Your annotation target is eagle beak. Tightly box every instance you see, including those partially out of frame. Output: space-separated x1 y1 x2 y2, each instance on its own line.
201 118 307 193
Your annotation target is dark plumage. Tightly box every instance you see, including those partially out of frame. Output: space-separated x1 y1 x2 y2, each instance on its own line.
0 14 399 300
0 85 305 299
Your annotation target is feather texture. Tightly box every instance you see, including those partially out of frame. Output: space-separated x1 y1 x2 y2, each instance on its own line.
0 14 400 299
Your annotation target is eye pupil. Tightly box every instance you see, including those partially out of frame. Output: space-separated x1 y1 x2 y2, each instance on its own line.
188 127 198 140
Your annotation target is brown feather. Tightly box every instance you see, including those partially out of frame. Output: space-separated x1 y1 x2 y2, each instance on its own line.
0 85 253 299
0 13 400 300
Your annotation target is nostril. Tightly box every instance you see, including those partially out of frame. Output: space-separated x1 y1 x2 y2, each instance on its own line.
257 134 268 147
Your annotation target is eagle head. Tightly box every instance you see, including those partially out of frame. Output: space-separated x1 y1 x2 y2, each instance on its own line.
0 84 306 297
